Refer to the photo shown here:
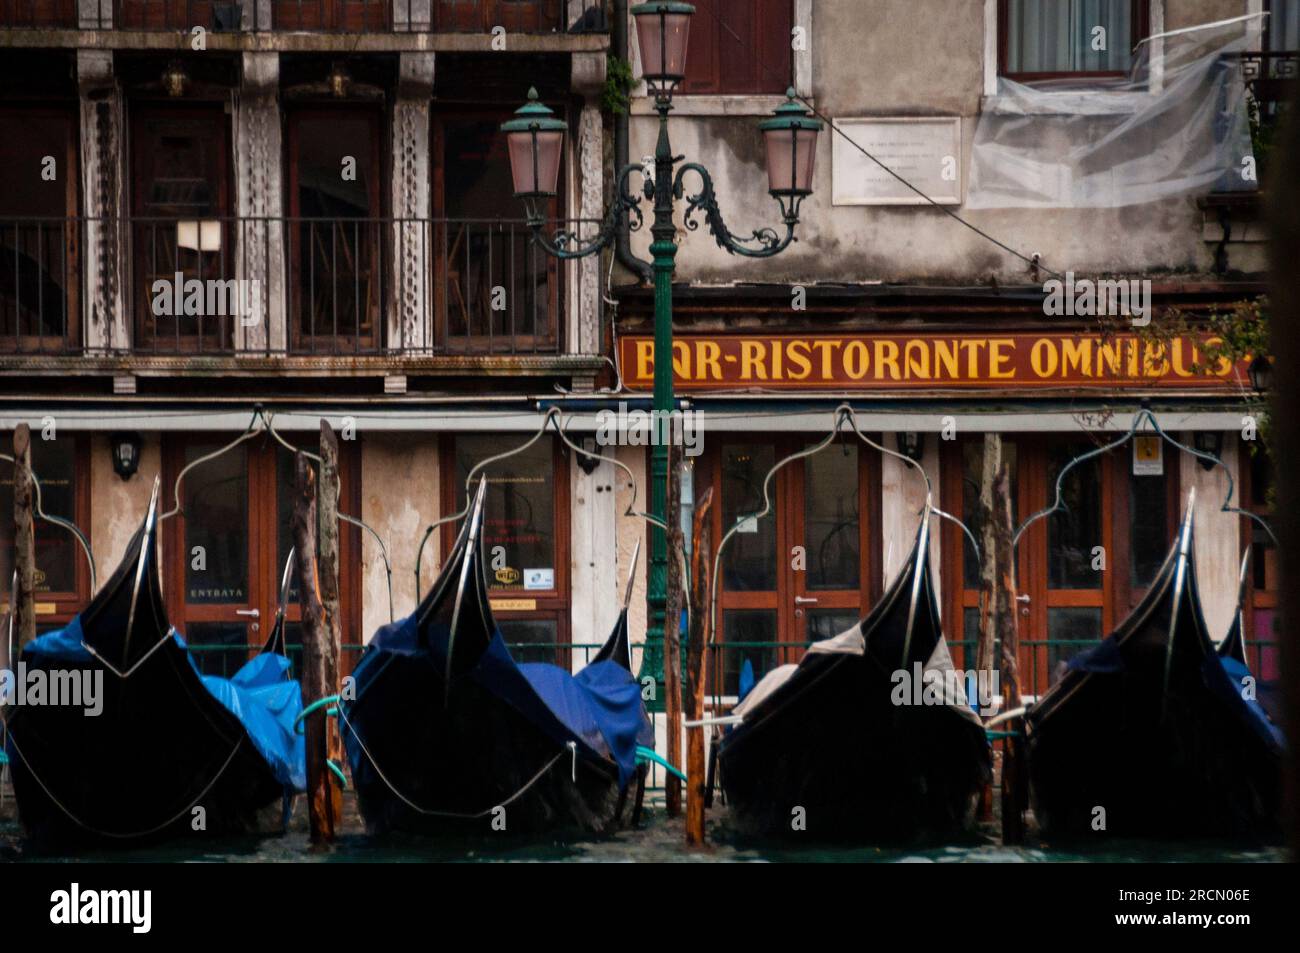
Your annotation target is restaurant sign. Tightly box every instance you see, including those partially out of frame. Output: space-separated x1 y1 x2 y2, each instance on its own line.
620 333 1246 392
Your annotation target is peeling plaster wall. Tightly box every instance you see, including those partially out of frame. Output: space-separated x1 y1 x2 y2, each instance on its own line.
628 0 1258 284
360 434 441 641
88 434 161 595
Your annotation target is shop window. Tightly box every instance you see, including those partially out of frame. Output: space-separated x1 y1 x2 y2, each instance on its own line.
681 0 794 95
1000 0 1148 79
0 107 78 351
0 435 90 625
445 434 569 664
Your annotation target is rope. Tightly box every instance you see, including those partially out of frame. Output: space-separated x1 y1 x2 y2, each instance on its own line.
79 626 180 681
294 695 341 735
336 702 571 820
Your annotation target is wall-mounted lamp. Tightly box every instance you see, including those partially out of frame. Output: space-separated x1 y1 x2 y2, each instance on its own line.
162 60 188 98
897 431 925 462
577 435 603 475
1248 356 1273 393
1193 431 1224 471
110 432 142 481
327 62 351 99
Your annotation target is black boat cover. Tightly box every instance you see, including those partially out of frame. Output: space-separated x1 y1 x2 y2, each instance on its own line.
4 497 303 843
1027 507 1283 839
719 517 991 840
342 489 652 826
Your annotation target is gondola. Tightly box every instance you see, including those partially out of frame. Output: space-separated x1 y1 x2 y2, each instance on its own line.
1026 502 1283 841
718 514 992 841
341 480 653 835
4 481 305 846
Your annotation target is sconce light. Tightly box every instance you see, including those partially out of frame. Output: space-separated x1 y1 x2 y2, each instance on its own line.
111 432 142 481
327 62 351 99
1193 431 1223 471
577 435 603 475
1248 356 1273 393
897 431 924 462
162 60 188 98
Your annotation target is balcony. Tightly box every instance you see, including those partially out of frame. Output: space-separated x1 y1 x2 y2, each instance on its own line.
0 0 608 32
0 216 599 369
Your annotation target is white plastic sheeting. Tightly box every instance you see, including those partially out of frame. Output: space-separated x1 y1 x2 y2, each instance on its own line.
967 16 1261 209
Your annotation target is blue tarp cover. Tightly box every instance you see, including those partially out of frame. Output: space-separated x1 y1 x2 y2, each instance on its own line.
363 615 651 789
22 619 306 791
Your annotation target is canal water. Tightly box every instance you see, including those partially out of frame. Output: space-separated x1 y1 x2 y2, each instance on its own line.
0 795 1283 862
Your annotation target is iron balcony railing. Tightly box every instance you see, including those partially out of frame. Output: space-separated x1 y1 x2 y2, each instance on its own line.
0 0 608 32
0 215 596 357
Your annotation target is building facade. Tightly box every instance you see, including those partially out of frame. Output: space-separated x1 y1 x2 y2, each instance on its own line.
0 0 1294 699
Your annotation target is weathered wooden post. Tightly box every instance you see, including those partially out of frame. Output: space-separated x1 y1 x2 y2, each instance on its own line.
12 424 36 653
662 441 684 816
318 421 345 793
292 452 340 844
993 465 1026 843
684 487 714 846
975 433 1002 821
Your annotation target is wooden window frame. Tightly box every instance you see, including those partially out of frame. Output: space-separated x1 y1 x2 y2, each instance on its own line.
998 0 1151 82
431 107 563 353
129 102 234 352
941 434 1178 696
0 104 81 353
439 433 572 667
680 0 795 96
1240 446 1278 666
286 105 387 354
700 433 881 695
0 433 91 630
162 435 363 673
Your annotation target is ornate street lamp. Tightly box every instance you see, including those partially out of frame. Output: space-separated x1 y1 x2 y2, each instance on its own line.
503 4 820 703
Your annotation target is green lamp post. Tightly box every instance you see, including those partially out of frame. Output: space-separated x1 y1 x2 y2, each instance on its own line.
502 2 822 706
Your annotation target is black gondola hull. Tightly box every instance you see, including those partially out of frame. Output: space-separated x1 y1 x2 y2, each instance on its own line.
720 654 990 841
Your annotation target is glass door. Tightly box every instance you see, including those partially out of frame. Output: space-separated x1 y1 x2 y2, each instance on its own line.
704 436 878 698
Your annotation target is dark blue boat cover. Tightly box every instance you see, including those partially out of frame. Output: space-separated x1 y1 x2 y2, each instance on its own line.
1065 632 1283 751
21 618 306 792
364 613 651 788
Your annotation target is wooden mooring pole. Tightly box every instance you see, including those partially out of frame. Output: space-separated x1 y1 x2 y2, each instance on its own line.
993 464 1027 844
318 422 345 804
662 441 684 816
292 452 340 844
975 433 1002 822
684 487 714 847
12 424 36 654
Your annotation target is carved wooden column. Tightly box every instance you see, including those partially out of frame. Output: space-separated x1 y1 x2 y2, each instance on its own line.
571 52 607 365
389 52 434 352
235 52 286 353
77 51 128 354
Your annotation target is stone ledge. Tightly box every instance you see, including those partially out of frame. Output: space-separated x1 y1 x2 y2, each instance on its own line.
0 28 609 53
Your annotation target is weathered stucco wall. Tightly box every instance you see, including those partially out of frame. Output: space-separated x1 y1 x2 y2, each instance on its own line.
629 0 1257 284
614 444 649 670
88 433 161 595
880 440 943 605
359 433 441 641
1183 430 1242 638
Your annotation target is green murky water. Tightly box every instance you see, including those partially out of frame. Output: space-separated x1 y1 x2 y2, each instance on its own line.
0 796 1283 862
